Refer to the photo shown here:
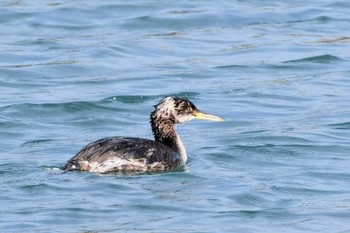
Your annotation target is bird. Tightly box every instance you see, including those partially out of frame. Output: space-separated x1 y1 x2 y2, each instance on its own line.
63 96 224 174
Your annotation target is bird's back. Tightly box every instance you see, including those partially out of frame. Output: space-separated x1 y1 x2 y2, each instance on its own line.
63 137 183 173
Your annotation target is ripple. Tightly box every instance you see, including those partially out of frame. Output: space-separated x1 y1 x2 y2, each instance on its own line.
21 139 56 146
0 100 123 118
283 54 344 64
328 121 350 129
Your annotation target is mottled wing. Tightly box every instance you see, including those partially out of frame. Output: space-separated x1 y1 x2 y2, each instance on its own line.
63 137 181 172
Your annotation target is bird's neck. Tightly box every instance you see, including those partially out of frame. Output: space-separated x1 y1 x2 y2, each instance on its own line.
150 113 187 163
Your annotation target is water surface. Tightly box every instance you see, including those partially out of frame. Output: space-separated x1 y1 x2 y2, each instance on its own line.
1 1 350 232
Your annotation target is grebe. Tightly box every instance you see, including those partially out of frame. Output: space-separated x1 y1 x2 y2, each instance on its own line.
63 96 224 174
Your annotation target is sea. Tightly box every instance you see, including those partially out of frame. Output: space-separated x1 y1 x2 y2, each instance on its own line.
1 1 350 232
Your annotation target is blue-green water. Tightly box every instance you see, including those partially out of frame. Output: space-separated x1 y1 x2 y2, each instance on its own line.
1 1 350 232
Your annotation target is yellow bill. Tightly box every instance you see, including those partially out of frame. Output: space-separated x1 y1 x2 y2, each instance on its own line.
193 110 224 122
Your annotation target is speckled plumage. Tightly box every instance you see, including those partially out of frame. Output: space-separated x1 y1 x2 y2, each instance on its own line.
63 137 181 173
63 96 223 174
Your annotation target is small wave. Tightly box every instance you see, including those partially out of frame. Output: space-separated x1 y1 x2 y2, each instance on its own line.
328 121 350 130
0 59 77 69
107 92 199 104
283 54 343 64
107 95 154 104
21 139 55 146
214 64 248 69
0 101 117 117
316 36 350 44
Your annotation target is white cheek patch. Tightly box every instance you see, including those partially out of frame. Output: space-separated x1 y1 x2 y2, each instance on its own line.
176 114 195 123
